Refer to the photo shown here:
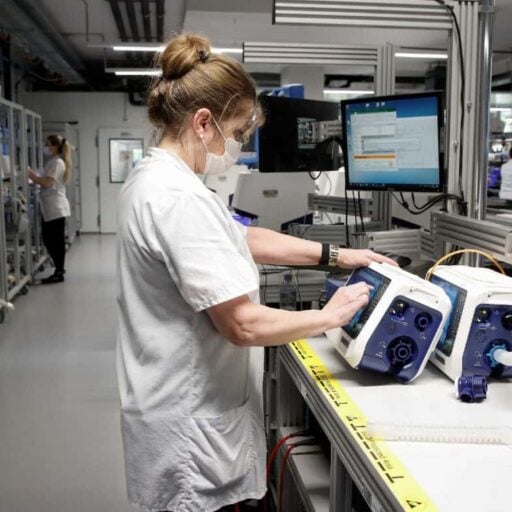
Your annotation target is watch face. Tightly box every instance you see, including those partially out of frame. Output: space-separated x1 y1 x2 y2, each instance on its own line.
328 245 339 266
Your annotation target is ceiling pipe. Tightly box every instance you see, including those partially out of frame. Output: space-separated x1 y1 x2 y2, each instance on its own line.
0 0 86 84
156 0 165 43
125 0 140 42
140 0 152 42
79 0 90 42
108 0 128 42
1 37 13 100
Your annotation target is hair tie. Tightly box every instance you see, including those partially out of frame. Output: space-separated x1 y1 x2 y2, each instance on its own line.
198 50 208 63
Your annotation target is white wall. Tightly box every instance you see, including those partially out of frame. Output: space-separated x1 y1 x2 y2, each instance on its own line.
19 92 153 232
281 65 324 100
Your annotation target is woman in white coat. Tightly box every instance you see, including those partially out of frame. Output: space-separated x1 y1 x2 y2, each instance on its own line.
116 33 394 512
28 134 71 284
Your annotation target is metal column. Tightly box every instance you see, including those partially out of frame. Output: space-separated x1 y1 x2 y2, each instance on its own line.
25 109 47 274
476 0 495 221
373 44 396 230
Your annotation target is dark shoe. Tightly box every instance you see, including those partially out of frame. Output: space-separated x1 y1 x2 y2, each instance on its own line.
41 273 65 284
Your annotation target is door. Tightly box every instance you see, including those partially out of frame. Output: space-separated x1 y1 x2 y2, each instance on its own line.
98 127 148 233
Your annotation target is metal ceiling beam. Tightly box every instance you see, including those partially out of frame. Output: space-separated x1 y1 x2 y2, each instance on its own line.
0 0 86 84
140 0 152 42
125 0 140 41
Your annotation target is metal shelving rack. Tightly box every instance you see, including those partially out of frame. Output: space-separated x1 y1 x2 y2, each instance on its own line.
0 97 31 323
25 109 47 275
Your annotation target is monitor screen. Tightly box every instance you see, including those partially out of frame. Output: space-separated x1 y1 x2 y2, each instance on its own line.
258 96 341 173
430 275 467 357
341 92 444 192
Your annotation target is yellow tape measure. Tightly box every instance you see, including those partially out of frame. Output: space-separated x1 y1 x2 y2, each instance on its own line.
289 339 436 512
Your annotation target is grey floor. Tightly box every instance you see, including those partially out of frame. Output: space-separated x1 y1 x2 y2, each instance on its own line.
0 235 133 511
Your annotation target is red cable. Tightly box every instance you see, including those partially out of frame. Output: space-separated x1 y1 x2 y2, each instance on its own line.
264 431 309 512
266 433 294 479
278 444 297 512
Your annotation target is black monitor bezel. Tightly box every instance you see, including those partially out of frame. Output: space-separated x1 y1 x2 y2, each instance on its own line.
341 91 445 192
258 95 341 173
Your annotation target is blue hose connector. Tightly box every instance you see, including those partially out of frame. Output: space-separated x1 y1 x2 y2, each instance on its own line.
457 375 488 403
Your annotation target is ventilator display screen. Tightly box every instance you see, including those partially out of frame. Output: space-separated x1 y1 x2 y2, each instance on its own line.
344 267 390 339
431 275 466 356
341 92 443 192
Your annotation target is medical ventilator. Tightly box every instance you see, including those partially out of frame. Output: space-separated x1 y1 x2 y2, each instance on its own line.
429 266 512 402
325 263 451 382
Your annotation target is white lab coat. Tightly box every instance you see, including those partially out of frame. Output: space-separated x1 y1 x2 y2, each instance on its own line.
40 156 70 221
116 148 266 512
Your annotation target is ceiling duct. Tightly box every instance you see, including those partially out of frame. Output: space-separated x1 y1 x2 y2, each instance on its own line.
0 0 86 84
244 42 379 66
273 0 452 30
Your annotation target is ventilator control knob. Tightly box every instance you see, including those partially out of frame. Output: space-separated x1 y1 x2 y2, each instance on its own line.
387 336 416 366
501 311 512 331
475 308 492 324
414 312 432 332
389 299 408 317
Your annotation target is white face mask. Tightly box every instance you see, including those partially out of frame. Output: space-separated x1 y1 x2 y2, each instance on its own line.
200 118 242 175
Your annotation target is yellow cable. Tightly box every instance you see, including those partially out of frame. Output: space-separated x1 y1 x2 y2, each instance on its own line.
425 249 506 281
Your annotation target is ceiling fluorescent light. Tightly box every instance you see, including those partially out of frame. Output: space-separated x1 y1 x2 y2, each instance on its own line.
324 89 374 95
112 44 242 54
212 47 243 54
113 45 165 52
395 52 448 59
490 107 512 112
105 68 162 76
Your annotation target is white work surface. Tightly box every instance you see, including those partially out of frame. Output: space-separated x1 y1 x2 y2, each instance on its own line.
292 337 512 512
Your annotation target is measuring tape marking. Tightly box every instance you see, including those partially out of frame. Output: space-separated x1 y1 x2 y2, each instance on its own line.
289 339 436 512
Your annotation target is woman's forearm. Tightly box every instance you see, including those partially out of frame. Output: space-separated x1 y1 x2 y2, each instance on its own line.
31 174 54 189
247 226 321 266
209 299 330 347
247 226 397 269
207 284 370 348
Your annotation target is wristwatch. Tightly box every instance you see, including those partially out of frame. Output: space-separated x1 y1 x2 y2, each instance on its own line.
320 243 340 266
328 244 340 266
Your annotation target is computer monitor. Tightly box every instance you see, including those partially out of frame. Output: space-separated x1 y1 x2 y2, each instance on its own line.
258 96 341 173
341 92 444 192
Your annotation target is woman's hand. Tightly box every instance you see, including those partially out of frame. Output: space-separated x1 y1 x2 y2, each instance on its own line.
321 282 371 330
336 249 398 269
27 167 37 182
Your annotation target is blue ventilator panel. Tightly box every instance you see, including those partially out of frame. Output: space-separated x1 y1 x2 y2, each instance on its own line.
325 263 452 382
430 266 512 402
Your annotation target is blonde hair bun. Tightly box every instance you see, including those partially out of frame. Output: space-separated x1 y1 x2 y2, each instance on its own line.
159 33 211 80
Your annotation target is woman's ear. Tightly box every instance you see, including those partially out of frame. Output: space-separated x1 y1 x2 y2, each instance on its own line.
193 108 213 144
